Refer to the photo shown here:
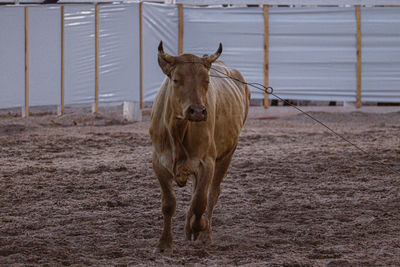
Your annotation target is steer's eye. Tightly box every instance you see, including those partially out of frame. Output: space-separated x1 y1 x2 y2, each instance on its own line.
173 79 178 84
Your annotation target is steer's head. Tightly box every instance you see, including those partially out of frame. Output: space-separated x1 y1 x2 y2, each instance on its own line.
158 41 222 122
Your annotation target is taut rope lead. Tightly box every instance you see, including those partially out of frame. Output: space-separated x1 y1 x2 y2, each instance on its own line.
173 61 399 176
207 65 400 177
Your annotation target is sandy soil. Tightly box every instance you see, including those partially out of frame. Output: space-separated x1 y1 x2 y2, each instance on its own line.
1 110 400 266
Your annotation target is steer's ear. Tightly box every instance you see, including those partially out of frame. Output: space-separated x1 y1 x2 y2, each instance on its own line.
158 41 175 77
204 43 223 65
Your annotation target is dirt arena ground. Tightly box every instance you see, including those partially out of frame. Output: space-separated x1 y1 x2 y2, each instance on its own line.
1 109 400 266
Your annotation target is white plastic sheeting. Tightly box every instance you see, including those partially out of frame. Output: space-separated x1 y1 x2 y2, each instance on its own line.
29 6 61 106
361 7 400 102
183 6 265 99
0 7 25 109
64 5 95 105
269 8 357 101
1 4 400 109
99 3 140 103
142 2 178 102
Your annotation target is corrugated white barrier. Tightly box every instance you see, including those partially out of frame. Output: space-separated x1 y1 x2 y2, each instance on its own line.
64 5 96 105
183 6 265 99
29 6 61 106
142 2 178 102
99 4 140 103
0 3 399 110
361 7 400 102
269 7 357 102
0 7 25 109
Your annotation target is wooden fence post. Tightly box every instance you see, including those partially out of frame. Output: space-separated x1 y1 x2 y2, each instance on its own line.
59 5 65 116
356 5 362 108
24 6 29 118
94 3 99 113
178 4 184 54
263 5 270 109
139 2 143 109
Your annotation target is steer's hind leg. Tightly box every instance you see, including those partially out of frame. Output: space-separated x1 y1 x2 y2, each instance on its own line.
204 148 236 243
153 155 176 254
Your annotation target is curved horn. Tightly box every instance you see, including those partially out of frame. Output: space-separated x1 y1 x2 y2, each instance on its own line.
205 43 223 63
158 41 175 64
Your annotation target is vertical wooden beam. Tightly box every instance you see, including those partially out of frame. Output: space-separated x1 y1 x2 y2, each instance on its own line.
94 4 99 113
178 4 184 55
356 5 362 108
60 6 65 115
263 5 269 109
139 2 143 109
24 6 29 118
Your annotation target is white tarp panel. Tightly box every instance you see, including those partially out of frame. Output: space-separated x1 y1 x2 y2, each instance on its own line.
142 2 178 102
0 7 25 109
1 4 400 109
64 5 95 105
99 3 140 103
269 8 357 101
29 6 61 106
183 6 265 99
361 7 400 103
0 0 117 2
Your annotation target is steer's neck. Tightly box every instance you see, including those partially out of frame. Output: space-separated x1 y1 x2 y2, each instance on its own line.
163 83 190 172
164 83 188 144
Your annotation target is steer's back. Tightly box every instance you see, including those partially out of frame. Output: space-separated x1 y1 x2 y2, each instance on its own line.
209 61 250 158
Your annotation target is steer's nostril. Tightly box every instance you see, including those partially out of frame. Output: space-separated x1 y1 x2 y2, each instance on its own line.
189 108 195 115
202 109 207 115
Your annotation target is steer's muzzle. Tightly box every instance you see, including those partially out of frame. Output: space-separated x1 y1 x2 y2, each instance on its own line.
187 105 207 122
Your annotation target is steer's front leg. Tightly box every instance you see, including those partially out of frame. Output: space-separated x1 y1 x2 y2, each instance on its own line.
185 157 215 243
153 155 176 253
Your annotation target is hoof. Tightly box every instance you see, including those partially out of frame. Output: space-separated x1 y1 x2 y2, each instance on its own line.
153 240 173 254
185 222 211 245
153 247 173 254
196 230 212 245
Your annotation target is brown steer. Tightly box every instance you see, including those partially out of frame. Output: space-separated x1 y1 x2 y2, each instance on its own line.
149 41 250 253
